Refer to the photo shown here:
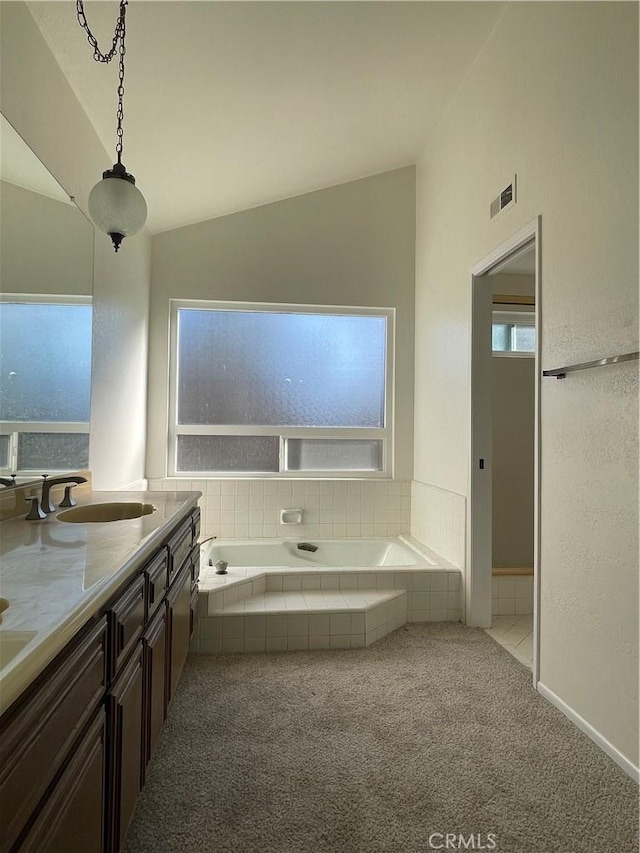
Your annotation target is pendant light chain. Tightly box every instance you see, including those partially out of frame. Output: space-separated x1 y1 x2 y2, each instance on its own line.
76 0 128 164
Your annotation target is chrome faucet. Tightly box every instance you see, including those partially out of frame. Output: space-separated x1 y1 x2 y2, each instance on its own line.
40 474 88 514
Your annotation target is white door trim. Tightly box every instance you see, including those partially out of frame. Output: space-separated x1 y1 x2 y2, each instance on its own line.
468 216 542 687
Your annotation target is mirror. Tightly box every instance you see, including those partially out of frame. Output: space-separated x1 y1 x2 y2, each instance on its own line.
0 115 94 488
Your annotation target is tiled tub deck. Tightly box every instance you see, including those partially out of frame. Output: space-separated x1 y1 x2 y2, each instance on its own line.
194 538 462 654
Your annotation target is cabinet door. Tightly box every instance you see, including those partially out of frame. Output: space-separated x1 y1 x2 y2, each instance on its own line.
106 644 143 853
17 709 106 853
0 618 107 853
142 604 167 777
190 583 199 642
166 561 192 706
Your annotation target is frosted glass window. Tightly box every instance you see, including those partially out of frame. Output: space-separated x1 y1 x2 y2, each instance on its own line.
0 303 92 421
0 435 9 468
176 310 386 427
513 325 535 352
492 324 510 352
286 439 382 471
177 435 279 472
492 320 535 355
17 433 89 470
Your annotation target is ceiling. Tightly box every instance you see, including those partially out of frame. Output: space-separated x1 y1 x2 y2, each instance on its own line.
28 1 505 234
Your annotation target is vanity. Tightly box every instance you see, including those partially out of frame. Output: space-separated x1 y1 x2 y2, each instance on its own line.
0 489 201 853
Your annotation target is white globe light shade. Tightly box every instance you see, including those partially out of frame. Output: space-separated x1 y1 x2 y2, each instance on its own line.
88 173 147 239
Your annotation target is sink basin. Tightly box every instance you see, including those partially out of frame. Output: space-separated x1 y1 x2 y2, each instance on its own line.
57 502 156 524
0 598 8 626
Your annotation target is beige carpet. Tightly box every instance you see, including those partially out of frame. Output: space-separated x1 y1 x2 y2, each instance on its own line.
124 623 638 853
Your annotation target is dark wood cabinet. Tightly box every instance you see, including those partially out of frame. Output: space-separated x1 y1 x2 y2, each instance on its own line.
145 547 168 621
0 618 107 853
17 709 106 853
167 560 193 706
106 645 144 853
0 506 199 853
142 603 167 778
107 574 145 681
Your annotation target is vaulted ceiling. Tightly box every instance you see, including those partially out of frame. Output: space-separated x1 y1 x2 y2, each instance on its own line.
28 1 505 233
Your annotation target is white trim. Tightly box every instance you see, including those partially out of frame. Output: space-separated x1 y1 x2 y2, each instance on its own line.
493 310 535 325
0 293 92 305
0 422 89 433
167 300 394 478
537 682 640 783
468 217 541 676
117 478 149 492
491 351 534 359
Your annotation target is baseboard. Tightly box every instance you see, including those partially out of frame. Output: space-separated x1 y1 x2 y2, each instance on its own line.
537 681 639 783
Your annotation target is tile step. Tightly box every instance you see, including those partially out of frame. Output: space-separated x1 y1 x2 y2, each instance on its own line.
197 589 407 654
212 588 404 615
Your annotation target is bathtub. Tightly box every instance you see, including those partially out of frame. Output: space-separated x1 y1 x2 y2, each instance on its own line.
202 537 437 569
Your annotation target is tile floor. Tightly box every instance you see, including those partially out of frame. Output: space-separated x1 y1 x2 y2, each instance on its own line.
485 614 533 669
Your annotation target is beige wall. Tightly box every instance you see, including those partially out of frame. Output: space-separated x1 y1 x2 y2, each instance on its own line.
1 2 151 489
414 2 638 769
1 180 93 297
147 167 415 481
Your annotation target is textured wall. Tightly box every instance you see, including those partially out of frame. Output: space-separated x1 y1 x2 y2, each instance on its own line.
414 2 638 768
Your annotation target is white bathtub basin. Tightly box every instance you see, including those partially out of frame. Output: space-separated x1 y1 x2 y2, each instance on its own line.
203 538 434 569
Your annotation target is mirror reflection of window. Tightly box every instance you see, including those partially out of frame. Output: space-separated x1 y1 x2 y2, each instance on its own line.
0 297 92 473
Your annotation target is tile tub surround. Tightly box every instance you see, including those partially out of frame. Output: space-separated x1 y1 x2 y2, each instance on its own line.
147 478 411 540
492 575 534 615
0 489 201 715
195 560 462 654
410 479 465 569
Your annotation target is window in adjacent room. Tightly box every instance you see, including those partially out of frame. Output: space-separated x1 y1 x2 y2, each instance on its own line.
168 301 394 477
492 310 535 356
0 296 92 473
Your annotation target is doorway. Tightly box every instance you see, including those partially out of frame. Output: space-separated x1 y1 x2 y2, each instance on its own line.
467 218 541 685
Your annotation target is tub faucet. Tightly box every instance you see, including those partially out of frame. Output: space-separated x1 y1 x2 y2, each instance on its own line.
40 474 88 514
297 542 318 553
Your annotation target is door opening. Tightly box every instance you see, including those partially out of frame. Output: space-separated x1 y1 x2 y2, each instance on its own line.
467 218 541 686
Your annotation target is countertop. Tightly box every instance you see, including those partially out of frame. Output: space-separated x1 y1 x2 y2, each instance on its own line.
0 489 201 717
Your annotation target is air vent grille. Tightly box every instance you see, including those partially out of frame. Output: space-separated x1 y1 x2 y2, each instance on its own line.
490 175 517 219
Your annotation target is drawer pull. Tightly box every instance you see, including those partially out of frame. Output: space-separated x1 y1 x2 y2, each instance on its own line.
118 623 125 651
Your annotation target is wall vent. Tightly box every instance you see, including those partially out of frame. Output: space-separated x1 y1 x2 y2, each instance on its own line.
490 175 517 219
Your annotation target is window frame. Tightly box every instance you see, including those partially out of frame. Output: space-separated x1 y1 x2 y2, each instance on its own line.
492 309 535 358
167 299 395 479
0 293 92 475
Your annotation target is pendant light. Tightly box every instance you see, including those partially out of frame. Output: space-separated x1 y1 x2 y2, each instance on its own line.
76 0 146 252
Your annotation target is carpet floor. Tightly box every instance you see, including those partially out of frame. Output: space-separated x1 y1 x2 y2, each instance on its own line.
124 623 638 853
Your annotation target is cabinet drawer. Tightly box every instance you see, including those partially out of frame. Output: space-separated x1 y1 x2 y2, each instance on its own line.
0 618 107 853
108 574 145 681
145 547 168 620
168 518 193 586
